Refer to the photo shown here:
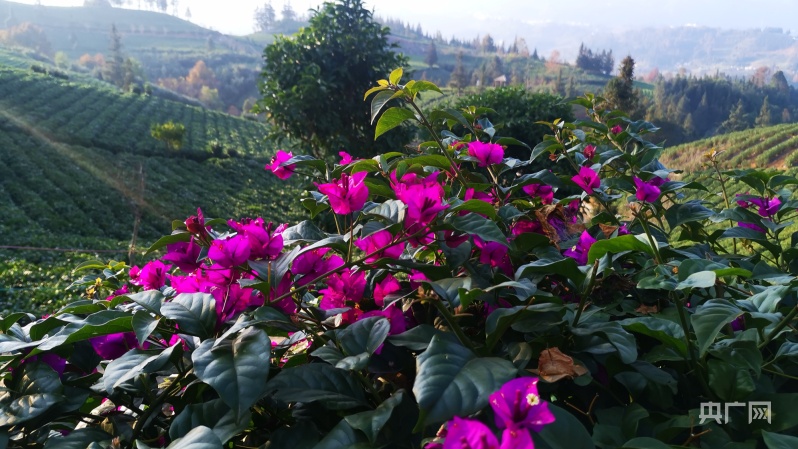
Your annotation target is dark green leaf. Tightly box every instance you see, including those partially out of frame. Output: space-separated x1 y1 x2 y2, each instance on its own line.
335 317 391 356
516 257 584 286
413 335 516 426
0 313 34 332
132 311 158 346
534 404 595 449
344 391 405 443
745 285 789 313
375 107 416 140
364 200 405 223
145 232 191 255
387 325 456 351
161 293 217 339
267 364 368 410
282 221 326 243
103 346 178 393
665 201 715 228
707 359 755 401
675 271 716 290
447 214 508 247
572 322 637 364
587 234 653 264
762 430 798 449
621 317 686 356
126 290 165 315
166 426 223 449
691 299 743 357
192 327 271 418
36 311 134 352
312 419 367 449
426 278 473 308
720 227 768 240
42 429 113 449
169 398 250 443
620 437 673 449
448 200 497 220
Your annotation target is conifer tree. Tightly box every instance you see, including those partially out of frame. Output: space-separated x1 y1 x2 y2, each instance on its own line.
424 41 437 68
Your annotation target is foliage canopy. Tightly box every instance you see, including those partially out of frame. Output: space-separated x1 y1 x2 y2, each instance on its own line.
256 0 411 159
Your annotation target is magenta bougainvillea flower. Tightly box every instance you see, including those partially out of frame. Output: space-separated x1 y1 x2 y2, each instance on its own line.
511 219 542 237
465 188 495 205
751 196 781 218
130 260 171 290
564 231 597 265
355 230 404 263
522 183 554 205
611 125 623 134
474 238 513 276
374 274 401 307
229 218 286 260
317 171 369 215
292 248 345 286
633 177 661 203
90 332 141 360
361 303 407 335
489 377 555 432
442 417 500 449
319 268 366 310
583 144 596 160
208 235 251 268
339 151 356 165
392 171 449 245
162 239 202 273
184 208 208 237
572 166 600 195
264 150 295 180
467 141 504 167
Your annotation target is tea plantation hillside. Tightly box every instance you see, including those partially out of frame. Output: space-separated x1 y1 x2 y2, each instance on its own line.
0 66 270 156
661 122 798 173
0 65 305 312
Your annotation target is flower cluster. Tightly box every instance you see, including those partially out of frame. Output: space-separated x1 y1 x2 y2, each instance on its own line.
428 377 555 449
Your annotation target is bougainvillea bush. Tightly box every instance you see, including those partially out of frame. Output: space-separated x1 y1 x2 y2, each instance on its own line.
3 69 798 449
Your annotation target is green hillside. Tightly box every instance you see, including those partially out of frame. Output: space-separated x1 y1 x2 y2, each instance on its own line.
661 122 798 173
0 65 269 156
0 0 251 58
0 63 304 312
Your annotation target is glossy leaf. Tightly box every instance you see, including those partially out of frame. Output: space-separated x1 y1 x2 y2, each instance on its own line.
413 335 516 426
447 214 508 247
375 107 416 140
267 364 368 410
691 299 744 357
192 327 271 418
161 293 216 339
169 398 250 443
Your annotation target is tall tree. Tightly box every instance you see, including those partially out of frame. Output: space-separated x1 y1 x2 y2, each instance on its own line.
423 41 437 68
103 24 125 87
281 1 296 22
449 51 469 94
756 95 772 127
256 0 410 158
721 99 748 133
603 55 640 116
254 2 276 32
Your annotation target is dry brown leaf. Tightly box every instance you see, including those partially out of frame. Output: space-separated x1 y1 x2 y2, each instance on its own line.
530 347 588 383
534 204 585 245
598 223 618 239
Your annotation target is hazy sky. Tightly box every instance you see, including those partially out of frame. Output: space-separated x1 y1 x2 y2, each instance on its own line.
8 0 798 39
